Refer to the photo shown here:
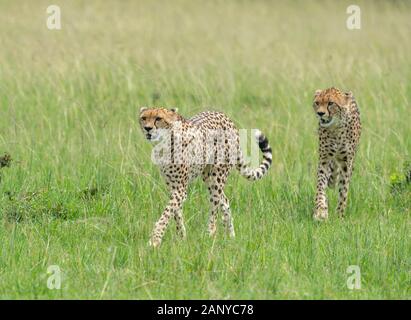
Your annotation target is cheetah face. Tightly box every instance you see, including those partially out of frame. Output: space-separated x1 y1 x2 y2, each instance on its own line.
313 100 339 128
139 107 179 142
313 88 347 128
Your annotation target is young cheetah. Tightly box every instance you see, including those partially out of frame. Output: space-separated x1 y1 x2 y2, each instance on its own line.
139 107 272 247
312 87 361 220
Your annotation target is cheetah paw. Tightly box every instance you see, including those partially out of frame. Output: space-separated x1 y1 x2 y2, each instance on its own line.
225 226 235 238
313 208 328 221
148 238 161 248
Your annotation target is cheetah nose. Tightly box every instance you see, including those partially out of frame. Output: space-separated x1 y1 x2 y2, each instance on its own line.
144 126 153 132
317 112 325 117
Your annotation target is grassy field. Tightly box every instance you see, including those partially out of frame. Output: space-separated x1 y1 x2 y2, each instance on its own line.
0 0 410 299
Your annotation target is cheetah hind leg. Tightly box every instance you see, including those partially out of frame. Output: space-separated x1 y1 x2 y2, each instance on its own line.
327 160 339 189
220 193 235 238
203 165 232 237
174 207 187 239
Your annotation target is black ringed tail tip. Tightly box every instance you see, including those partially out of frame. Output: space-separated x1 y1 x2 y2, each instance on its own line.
237 129 273 181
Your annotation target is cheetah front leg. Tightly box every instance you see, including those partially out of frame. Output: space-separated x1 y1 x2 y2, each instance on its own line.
327 159 339 189
314 158 331 221
150 187 187 248
336 157 354 217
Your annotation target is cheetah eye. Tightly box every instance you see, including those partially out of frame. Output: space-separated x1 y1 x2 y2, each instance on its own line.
141 117 146 121
328 101 334 106
155 117 162 122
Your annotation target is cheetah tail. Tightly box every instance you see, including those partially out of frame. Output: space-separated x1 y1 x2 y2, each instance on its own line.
236 130 272 181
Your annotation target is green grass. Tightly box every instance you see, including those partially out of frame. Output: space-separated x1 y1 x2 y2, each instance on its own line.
0 0 410 299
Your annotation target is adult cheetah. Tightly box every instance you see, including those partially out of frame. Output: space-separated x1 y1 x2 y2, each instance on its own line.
139 107 272 247
312 87 361 220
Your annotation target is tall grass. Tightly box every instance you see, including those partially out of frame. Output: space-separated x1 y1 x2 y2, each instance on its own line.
0 0 409 299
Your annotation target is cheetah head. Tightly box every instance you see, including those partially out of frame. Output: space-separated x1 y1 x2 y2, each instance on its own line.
139 107 180 142
313 87 353 128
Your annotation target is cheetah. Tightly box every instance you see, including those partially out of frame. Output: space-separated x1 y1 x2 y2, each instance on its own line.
139 107 272 247
312 87 361 220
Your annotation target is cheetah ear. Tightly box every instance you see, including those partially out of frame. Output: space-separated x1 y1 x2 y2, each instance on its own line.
314 89 322 96
345 91 353 98
140 107 148 113
170 108 178 113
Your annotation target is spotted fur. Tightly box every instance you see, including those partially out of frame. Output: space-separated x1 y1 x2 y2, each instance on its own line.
312 87 362 220
139 108 272 247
